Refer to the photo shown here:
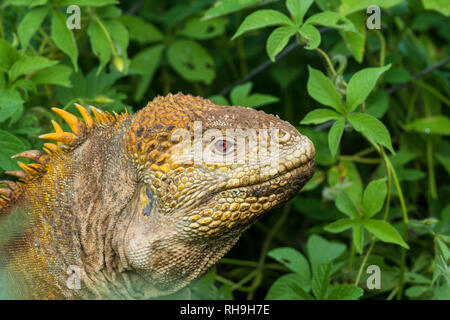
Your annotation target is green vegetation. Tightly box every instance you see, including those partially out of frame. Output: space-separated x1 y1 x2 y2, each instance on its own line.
0 0 449 300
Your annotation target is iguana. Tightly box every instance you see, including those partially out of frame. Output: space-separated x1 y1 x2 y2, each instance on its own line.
0 93 315 299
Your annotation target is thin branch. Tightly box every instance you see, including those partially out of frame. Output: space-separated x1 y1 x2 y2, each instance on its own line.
220 28 331 95
387 55 450 94
126 0 145 15
220 42 300 95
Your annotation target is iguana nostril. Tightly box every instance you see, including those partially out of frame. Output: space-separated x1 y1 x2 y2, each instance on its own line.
278 130 291 143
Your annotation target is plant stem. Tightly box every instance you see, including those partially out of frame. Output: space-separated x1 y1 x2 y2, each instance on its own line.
415 80 450 107
381 148 392 220
246 202 292 299
0 13 4 39
339 155 381 164
354 147 377 157
230 270 259 292
219 258 289 271
375 30 386 67
387 286 398 300
426 137 438 200
358 133 409 299
89 8 118 57
236 37 248 76
315 47 337 76
354 239 375 285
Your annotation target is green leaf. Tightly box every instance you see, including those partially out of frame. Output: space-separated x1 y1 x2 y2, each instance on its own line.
244 93 279 108
339 12 365 63
167 40 215 84
103 20 129 59
328 117 345 158
265 273 314 300
0 40 21 73
366 90 389 119
96 5 121 18
229 82 279 108
120 15 164 44
268 247 311 282
87 20 111 72
180 16 228 39
346 64 391 112
51 10 78 70
406 116 450 136
405 272 432 285
8 56 58 81
352 224 364 253
286 0 314 25
315 0 340 11
336 190 360 218
230 82 252 105
311 261 332 300
130 44 165 76
307 234 346 273
307 66 344 112
208 95 229 106
232 10 293 40
421 0 450 16
340 0 403 15
3 0 47 6
298 24 321 50
266 26 297 61
362 179 387 218
324 218 354 233
334 161 363 205
436 153 450 176
0 129 29 171
297 128 333 165
348 113 394 154
301 109 341 124
0 89 23 122
59 0 118 6
203 0 261 19
327 284 364 300
405 286 431 298
362 219 409 248
30 65 73 87
9 79 36 98
18 6 48 51
305 11 356 32
383 67 412 84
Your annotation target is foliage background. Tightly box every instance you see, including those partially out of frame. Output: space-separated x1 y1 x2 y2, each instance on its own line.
0 0 449 300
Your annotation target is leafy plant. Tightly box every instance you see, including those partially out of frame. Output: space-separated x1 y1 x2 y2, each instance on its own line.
265 235 363 300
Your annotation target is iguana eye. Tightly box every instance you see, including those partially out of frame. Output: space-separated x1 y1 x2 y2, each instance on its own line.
214 139 234 155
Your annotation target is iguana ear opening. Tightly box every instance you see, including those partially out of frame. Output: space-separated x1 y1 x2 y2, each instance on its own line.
119 183 167 270
140 186 157 219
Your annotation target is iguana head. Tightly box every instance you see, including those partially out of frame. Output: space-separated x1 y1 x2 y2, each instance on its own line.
119 93 315 297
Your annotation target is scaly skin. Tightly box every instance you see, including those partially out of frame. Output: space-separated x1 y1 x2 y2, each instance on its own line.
0 93 315 299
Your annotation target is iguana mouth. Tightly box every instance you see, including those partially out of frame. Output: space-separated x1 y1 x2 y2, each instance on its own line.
219 158 316 200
